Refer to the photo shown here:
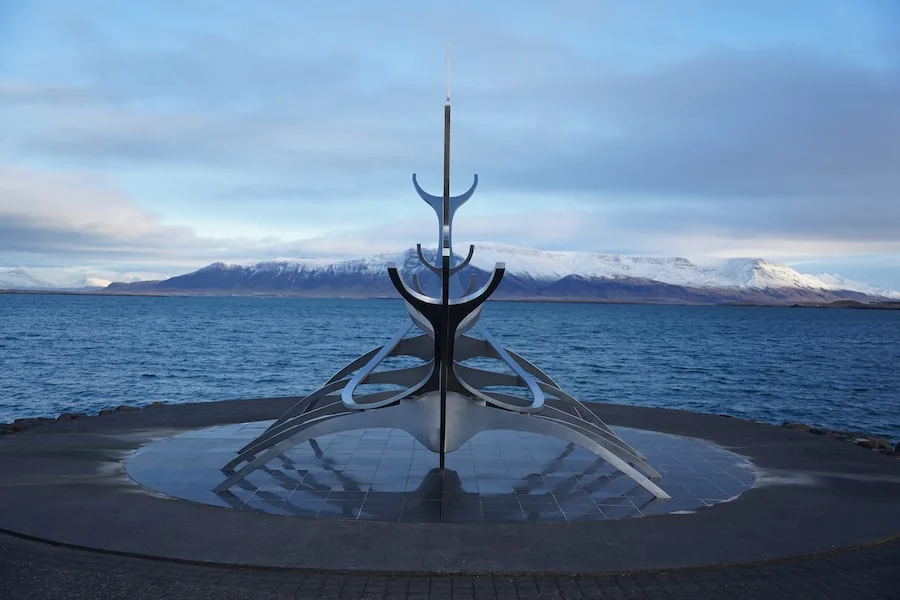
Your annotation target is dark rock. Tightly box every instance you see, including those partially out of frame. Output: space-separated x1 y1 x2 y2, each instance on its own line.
2 416 52 434
57 412 87 421
779 422 897 456
115 405 139 412
1 418 53 435
718 414 734 419
856 437 894 452
782 422 811 432
145 401 167 409
11 418 50 432
98 408 114 416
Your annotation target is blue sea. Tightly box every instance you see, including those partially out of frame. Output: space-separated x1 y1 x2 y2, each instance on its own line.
1 294 898 442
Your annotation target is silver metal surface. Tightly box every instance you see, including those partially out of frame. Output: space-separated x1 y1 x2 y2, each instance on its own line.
217 93 670 501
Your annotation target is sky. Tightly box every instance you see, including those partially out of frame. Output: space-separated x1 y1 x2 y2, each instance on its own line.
1 0 899 287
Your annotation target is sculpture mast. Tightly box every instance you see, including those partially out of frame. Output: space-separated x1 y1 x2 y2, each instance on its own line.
438 45 452 470
443 45 451 235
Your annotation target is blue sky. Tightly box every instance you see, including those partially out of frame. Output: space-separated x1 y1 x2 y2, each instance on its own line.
1 0 898 287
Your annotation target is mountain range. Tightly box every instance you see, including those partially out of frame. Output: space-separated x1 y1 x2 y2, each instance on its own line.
0 267 153 290
83 243 900 304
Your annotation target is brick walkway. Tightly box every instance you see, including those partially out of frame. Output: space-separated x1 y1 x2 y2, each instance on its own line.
2 532 898 599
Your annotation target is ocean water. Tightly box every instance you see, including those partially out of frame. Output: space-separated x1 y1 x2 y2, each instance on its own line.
0 294 898 442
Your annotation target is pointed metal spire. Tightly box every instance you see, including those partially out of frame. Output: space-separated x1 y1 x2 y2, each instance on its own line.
446 43 451 105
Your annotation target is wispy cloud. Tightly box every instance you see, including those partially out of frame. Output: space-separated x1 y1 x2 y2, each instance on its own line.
1 0 898 286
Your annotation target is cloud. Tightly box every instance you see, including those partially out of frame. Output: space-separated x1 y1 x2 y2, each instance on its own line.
0 166 196 253
0 81 92 106
9 41 899 197
481 49 900 195
1 1 899 287
0 164 433 270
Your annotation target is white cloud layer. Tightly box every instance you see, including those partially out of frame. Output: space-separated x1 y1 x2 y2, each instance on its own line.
1 1 898 287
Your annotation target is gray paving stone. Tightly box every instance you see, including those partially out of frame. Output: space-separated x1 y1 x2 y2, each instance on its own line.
0 396 899 599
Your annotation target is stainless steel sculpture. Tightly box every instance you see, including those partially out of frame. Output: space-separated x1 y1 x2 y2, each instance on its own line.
217 80 670 500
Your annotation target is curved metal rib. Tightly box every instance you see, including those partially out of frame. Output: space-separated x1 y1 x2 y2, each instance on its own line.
393 334 433 360
449 263 504 309
326 346 387 384
477 409 670 499
444 359 650 472
455 371 540 413
342 320 426 409
505 348 561 388
415 244 441 274
452 363 520 387
455 305 483 338
239 380 349 454
262 340 394 436
448 244 475 275
343 366 434 411
216 402 412 492
453 323 545 412
412 274 427 295
388 264 438 307
538 383 646 460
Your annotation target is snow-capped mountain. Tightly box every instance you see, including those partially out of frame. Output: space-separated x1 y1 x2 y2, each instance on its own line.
457 243 868 291
0 267 155 290
0 267 112 289
811 273 900 300
105 243 900 304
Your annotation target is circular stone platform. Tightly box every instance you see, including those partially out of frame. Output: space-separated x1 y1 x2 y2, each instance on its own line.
0 396 898 574
125 423 755 522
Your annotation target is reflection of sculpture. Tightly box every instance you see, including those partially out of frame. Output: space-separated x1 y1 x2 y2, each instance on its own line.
216 86 669 500
216 440 664 521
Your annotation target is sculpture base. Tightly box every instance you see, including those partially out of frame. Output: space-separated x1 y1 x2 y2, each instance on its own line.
126 422 754 522
4 397 898 572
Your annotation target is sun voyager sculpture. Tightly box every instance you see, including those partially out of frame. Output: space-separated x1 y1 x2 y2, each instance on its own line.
216 78 670 501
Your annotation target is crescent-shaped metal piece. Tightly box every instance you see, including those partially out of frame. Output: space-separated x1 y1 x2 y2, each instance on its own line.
455 305 483 338
388 264 439 307
475 324 544 411
342 322 432 410
448 263 505 309
413 173 479 257
415 244 441 274
448 244 475 275
411 173 478 210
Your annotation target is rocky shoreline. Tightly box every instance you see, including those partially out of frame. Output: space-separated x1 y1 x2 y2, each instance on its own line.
0 402 165 435
781 421 899 456
2 405 898 458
